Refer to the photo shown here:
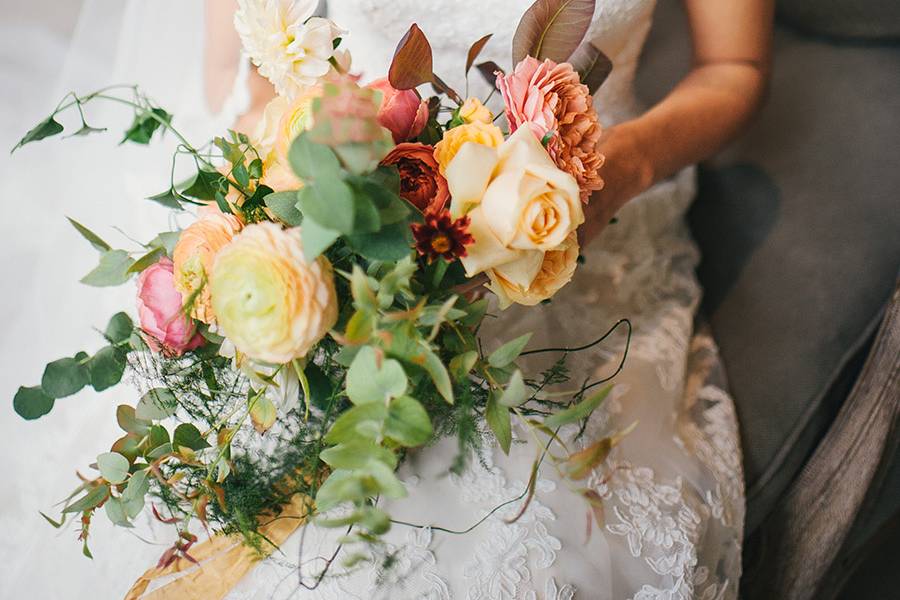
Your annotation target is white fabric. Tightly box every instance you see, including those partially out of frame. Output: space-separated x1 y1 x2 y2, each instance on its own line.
225 1 746 599
0 1 745 598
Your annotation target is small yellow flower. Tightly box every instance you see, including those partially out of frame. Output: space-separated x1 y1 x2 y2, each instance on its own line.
459 97 493 125
433 121 504 175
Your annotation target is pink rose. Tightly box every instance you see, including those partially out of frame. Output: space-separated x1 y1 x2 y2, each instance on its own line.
136 257 204 356
367 77 429 143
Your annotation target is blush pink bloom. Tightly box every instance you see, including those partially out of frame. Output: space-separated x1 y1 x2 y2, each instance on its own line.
367 77 429 143
136 257 204 356
497 57 605 202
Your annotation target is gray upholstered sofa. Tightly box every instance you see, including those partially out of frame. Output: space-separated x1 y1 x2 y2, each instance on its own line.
637 2 900 598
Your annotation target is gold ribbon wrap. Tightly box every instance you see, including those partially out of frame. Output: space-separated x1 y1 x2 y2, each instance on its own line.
125 495 310 600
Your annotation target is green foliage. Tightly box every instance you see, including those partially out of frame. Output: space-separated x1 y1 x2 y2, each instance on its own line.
13 386 54 420
485 392 512 454
97 452 130 484
172 423 210 451
122 107 172 145
136 388 177 420
263 191 302 226
80 250 135 287
346 346 407 405
12 115 64 152
543 384 612 429
87 346 127 391
104 312 134 344
41 357 90 398
67 217 111 252
488 333 532 368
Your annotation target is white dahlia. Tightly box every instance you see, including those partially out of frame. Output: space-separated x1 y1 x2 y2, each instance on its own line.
234 0 346 99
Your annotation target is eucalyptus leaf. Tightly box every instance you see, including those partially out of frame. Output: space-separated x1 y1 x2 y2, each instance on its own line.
136 388 177 420
288 133 342 181
80 250 135 287
346 221 413 262
13 385 54 420
314 469 379 511
324 402 388 445
66 217 111 252
346 346 408 405
320 440 398 470
297 179 356 234
41 357 89 398
300 216 340 259
488 333 532 368
263 191 303 226
116 404 150 435
97 452 130 484
499 370 528 407
149 231 181 257
123 470 149 503
385 396 432 447
249 395 277 434
173 423 211 451
543 384 612 429
486 392 512 454
88 346 127 392
105 312 134 344
126 247 164 274
63 484 109 514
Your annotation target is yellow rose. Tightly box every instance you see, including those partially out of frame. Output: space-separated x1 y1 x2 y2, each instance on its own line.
173 205 244 324
210 222 338 363
459 97 493 124
445 126 584 307
433 121 504 174
488 232 579 308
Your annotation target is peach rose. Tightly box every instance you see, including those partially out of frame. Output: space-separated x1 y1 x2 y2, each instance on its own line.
136 257 204 356
380 142 449 213
367 77 429 144
173 205 244 324
433 121 504 175
498 56 604 202
488 232 579 308
445 126 584 307
210 222 337 363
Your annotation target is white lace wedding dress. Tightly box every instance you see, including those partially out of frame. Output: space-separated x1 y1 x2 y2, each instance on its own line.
226 1 746 599
0 1 743 598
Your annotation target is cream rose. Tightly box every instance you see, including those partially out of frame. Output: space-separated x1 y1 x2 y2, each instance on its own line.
210 222 338 364
445 126 584 305
488 232 580 308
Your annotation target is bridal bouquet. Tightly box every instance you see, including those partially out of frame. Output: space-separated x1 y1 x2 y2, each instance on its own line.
12 0 623 581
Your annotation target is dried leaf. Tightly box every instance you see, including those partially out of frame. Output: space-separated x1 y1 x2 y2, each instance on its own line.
512 0 596 64
389 24 434 90
476 61 504 88
568 41 613 94
565 437 612 479
466 34 493 74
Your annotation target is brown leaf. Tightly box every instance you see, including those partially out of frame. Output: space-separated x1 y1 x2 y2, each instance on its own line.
432 73 463 105
476 61 505 89
505 458 540 524
512 0 596 64
466 34 493 74
389 24 434 90
568 41 613 94
583 488 605 528
565 437 612 479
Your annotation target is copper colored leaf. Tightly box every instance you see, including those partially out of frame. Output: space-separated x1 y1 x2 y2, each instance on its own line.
466 34 493 74
512 0 596 64
565 437 612 479
389 24 434 90
569 41 613 94
476 61 504 88
583 488 605 529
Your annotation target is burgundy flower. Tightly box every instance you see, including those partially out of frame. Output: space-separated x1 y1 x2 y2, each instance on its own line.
411 210 474 262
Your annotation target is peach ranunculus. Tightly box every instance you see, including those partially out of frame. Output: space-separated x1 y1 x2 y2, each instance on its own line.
497 56 604 202
488 232 579 308
173 205 244 325
367 77 429 144
136 257 205 356
380 143 449 213
445 126 584 307
458 97 493 124
433 121 504 175
210 222 338 364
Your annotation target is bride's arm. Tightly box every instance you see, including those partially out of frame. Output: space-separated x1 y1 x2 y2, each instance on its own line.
582 0 774 242
204 0 276 132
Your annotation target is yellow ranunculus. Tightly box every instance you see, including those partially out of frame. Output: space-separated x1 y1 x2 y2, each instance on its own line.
173 205 243 324
210 222 338 363
433 121 504 174
252 90 320 191
445 126 584 307
459 97 493 124
488 232 580 309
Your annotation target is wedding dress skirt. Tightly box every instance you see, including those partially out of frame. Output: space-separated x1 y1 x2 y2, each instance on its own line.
0 1 744 598
227 1 745 599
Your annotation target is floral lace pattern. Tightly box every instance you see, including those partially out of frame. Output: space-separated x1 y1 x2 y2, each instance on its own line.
224 1 746 598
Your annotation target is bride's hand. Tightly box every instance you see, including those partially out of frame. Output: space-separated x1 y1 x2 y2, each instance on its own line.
580 122 653 246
